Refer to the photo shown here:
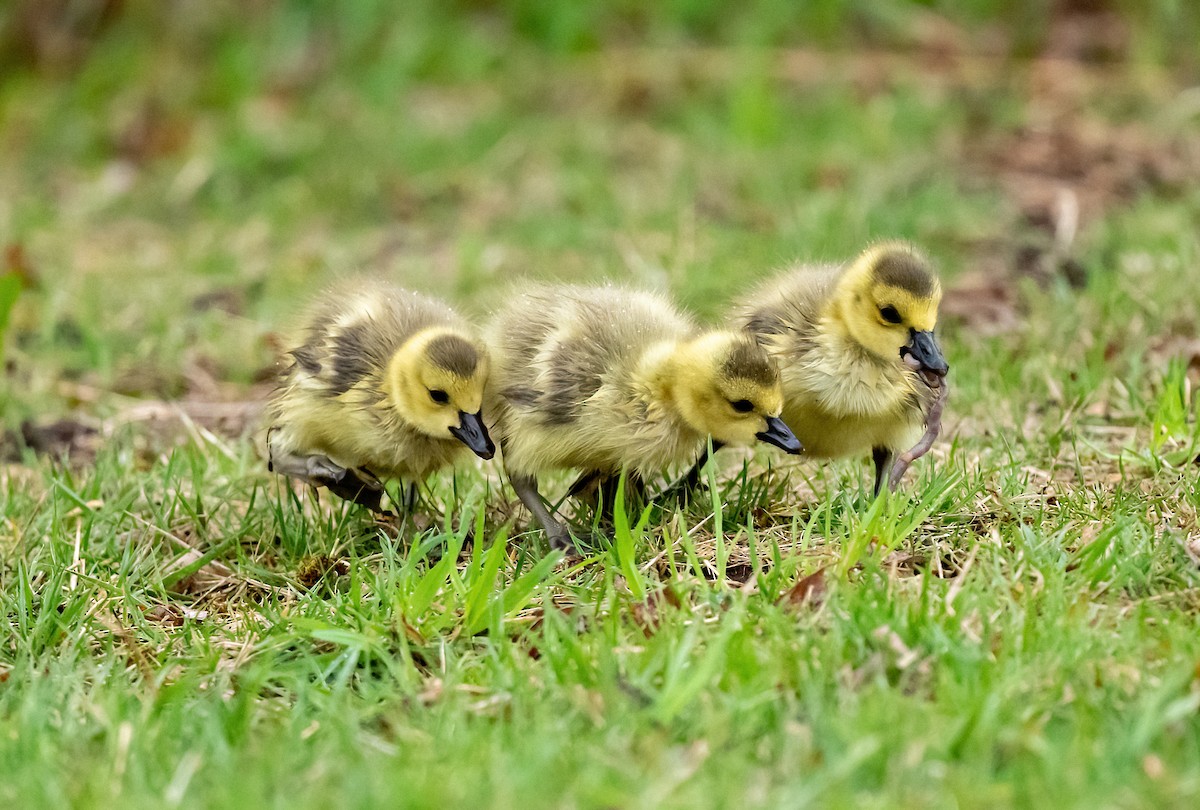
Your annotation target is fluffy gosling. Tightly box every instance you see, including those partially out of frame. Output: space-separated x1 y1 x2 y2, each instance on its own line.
485 283 801 551
737 242 949 494
268 283 495 512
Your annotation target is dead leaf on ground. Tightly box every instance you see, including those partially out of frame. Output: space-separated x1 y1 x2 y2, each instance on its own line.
1013 242 1089 288
777 567 828 611
0 0 123 72
628 587 682 636
113 399 264 440
940 269 1022 335
4 243 40 288
1 418 101 463
882 550 926 577
1044 0 1130 64
5 393 266 470
113 98 192 165
1148 335 1200 380
973 114 1200 232
143 604 184 626
143 604 209 626
191 287 246 316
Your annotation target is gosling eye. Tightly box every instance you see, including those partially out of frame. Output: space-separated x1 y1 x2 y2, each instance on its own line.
429 389 450 404
879 305 903 325
730 399 755 413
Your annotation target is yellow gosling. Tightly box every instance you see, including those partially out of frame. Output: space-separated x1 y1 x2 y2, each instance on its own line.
268 283 494 512
486 283 800 551
738 241 948 493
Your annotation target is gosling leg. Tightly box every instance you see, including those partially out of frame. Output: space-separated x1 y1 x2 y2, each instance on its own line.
269 448 386 512
657 441 723 502
596 472 647 525
400 482 420 513
510 473 574 553
565 469 604 505
268 447 344 482
871 447 893 498
320 467 386 513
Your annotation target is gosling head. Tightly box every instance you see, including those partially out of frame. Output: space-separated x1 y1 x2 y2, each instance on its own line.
387 328 495 459
832 242 949 384
669 332 802 454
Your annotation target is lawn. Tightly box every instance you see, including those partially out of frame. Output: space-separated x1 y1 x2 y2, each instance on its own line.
2 2 1200 807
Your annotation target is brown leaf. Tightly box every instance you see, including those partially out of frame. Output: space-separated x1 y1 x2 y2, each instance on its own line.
972 114 1200 233
1 418 101 463
143 604 184 626
114 99 191 164
112 399 263 441
399 618 426 646
628 589 680 636
777 567 828 610
191 287 246 316
4 243 39 288
882 550 925 577
940 270 1022 335
0 0 123 72
659 586 682 609
1148 336 1200 379
1044 1 1130 64
142 604 206 624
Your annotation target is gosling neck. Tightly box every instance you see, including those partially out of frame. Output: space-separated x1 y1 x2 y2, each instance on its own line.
637 337 721 442
383 342 420 416
632 340 693 425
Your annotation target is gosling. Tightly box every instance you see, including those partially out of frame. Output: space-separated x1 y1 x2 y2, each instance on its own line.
485 283 802 551
268 283 495 512
737 242 949 494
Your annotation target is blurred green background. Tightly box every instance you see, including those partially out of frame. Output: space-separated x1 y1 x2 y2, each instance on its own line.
2 0 1198 428
2 0 1199 501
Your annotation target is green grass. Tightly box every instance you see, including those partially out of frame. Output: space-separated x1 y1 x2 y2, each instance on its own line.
3 2 1200 808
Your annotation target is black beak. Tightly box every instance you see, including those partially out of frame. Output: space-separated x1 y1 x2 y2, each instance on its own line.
450 411 495 460
755 416 803 455
905 330 949 377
